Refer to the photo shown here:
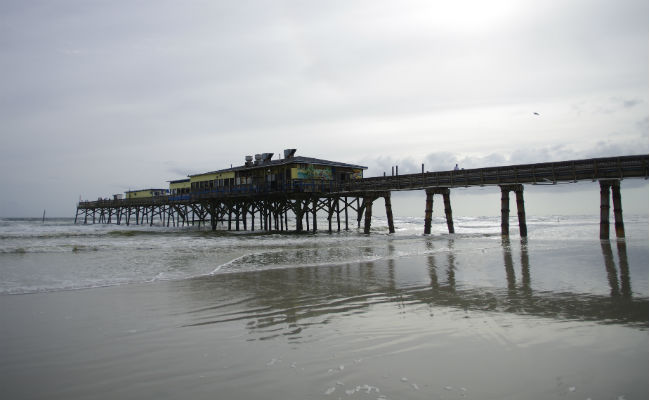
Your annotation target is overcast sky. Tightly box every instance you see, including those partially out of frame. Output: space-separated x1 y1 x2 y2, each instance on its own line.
0 0 647 217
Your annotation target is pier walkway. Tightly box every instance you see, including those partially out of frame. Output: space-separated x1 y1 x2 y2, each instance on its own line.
76 154 648 238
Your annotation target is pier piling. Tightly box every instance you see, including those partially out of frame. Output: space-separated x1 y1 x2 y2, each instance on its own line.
424 188 454 234
599 180 625 239
384 194 395 234
500 185 527 237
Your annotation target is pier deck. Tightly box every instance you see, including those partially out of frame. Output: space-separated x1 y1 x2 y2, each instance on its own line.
76 154 648 238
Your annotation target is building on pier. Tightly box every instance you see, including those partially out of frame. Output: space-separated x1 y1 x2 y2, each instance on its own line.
125 188 169 199
169 179 191 195
188 149 366 194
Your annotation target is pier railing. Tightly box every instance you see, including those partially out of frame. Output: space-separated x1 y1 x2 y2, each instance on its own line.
355 154 648 191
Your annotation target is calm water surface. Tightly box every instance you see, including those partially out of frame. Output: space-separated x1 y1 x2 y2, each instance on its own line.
0 216 647 399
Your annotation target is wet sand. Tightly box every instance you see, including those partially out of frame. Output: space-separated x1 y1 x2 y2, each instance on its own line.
1 237 647 399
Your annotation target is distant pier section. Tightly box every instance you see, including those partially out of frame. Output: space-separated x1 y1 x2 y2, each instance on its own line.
76 151 648 238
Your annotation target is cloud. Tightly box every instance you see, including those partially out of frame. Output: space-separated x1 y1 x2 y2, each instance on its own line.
0 0 647 217
623 99 643 108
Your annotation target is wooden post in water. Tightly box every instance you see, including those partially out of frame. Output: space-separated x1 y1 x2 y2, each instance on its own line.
328 198 333 233
312 197 318 233
424 189 434 234
514 185 527 237
500 185 527 237
500 186 510 236
384 193 395 233
344 196 349 231
442 189 455 234
295 201 304 232
363 197 373 234
283 207 288 231
599 181 611 240
357 198 362 229
210 203 217 231
611 180 625 238
424 188 454 234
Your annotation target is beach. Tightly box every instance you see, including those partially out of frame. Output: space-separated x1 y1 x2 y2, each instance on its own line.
0 216 648 399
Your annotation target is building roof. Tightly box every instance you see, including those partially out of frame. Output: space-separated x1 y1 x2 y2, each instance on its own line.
188 156 367 178
168 178 190 183
125 188 168 193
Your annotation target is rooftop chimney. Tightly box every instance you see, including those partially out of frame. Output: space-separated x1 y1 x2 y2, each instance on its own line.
262 153 273 163
284 149 297 159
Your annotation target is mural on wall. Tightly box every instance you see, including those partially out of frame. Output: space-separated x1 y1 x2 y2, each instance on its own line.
297 165 333 180
351 169 363 180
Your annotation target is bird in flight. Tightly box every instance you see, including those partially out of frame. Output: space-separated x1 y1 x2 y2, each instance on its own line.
533 112 540 116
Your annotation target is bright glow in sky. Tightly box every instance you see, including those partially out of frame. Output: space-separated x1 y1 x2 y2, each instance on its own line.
0 0 647 217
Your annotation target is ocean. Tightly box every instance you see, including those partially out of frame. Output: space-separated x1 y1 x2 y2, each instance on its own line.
0 215 648 399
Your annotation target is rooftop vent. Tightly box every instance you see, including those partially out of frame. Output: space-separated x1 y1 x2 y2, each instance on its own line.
254 154 262 166
262 153 274 163
284 149 297 159
245 155 253 167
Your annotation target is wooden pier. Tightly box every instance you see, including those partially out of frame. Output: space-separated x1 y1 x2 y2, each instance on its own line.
76 154 648 238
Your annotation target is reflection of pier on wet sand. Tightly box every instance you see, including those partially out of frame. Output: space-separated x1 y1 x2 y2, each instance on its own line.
182 238 646 340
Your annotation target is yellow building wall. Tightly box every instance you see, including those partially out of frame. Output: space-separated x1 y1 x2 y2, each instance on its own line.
290 167 299 179
169 181 191 191
126 190 156 199
190 171 235 184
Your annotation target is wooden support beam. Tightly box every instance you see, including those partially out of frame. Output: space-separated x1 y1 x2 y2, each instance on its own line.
424 188 454 234
424 190 433 234
363 197 373 234
442 190 455 234
284 207 289 231
500 186 510 236
312 197 317 233
344 196 349 231
328 198 333 233
210 202 217 231
384 193 395 234
356 198 362 228
599 181 611 240
241 203 248 231
611 180 625 238
514 186 527 237
336 198 341 232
